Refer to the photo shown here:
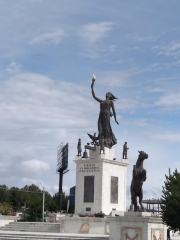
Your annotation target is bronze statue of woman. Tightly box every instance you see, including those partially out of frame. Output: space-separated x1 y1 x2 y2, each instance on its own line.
91 75 119 148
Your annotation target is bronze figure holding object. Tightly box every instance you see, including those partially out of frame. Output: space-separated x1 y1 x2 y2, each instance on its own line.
91 74 119 148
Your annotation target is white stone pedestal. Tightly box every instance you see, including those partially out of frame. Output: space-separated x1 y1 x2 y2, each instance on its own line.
108 212 166 240
74 147 129 215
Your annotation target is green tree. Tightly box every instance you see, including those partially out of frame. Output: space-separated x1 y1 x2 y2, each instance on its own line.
0 184 57 219
0 185 8 203
161 169 180 231
9 187 23 210
45 192 56 212
52 192 68 212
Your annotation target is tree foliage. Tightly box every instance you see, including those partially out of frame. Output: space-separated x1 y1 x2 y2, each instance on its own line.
161 169 180 231
0 184 69 217
0 185 9 202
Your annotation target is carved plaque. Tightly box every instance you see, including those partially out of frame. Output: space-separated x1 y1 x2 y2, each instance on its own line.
110 176 118 203
80 223 89 233
84 176 94 202
121 227 142 240
105 221 109 235
151 228 164 240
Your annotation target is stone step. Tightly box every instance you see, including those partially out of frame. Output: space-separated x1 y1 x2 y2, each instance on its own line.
0 227 60 230
0 229 60 232
0 232 109 240
0 222 60 233
0 225 60 229
0 230 60 232
8 223 60 226
2 225 59 227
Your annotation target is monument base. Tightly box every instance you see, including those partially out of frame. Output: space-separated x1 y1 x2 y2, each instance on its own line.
108 212 166 240
74 147 129 215
60 216 109 235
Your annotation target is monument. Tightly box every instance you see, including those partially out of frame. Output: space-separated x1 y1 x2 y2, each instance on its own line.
74 75 128 216
60 75 167 239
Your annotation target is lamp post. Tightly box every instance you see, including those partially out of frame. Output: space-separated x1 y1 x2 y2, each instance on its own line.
42 187 45 222
39 182 45 222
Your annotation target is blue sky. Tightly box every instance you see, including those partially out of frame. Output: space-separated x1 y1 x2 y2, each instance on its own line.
0 0 180 207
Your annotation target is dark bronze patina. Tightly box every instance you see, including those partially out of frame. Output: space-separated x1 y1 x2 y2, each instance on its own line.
130 151 148 212
91 76 119 148
122 142 129 159
87 133 99 146
77 138 82 156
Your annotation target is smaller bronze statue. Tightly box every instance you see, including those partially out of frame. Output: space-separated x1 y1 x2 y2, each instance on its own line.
122 142 129 159
99 135 106 154
130 151 148 212
77 138 82 156
87 133 99 146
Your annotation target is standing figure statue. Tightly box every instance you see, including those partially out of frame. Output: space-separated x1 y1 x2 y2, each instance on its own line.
130 151 148 212
122 142 129 159
91 74 119 148
77 138 82 156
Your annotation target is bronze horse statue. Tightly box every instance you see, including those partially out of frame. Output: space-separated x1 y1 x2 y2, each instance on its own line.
130 151 148 212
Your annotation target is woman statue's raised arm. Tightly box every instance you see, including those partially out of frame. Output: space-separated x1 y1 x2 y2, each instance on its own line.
91 74 102 103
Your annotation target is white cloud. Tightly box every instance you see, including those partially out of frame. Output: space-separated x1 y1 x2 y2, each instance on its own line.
30 28 65 45
116 98 139 112
127 46 140 51
0 72 97 190
153 41 180 58
134 35 157 42
78 22 115 46
78 22 115 58
122 118 148 126
31 0 42 2
6 62 22 74
21 178 69 195
109 44 117 52
151 131 180 142
22 159 50 171
96 70 133 87
156 91 180 107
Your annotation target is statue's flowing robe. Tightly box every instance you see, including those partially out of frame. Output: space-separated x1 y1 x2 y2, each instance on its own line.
98 100 117 148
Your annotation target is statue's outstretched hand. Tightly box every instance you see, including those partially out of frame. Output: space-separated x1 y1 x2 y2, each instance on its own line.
115 120 119 125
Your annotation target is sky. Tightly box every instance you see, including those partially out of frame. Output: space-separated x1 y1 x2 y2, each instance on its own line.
0 0 180 208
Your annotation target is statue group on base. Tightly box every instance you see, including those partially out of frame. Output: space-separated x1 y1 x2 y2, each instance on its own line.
76 75 149 212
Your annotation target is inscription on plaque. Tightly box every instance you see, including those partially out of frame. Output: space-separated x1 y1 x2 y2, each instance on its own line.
79 164 100 173
110 176 118 204
86 207 91 211
84 176 94 203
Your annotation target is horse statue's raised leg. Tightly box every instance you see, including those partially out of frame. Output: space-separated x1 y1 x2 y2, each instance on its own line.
131 190 138 212
139 188 144 211
134 196 138 212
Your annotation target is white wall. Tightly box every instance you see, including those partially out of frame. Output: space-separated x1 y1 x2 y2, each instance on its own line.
74 148 128 215
102 160 127 214
75 159 103 214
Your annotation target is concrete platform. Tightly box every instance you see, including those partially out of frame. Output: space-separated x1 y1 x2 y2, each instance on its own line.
0 230 109 240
